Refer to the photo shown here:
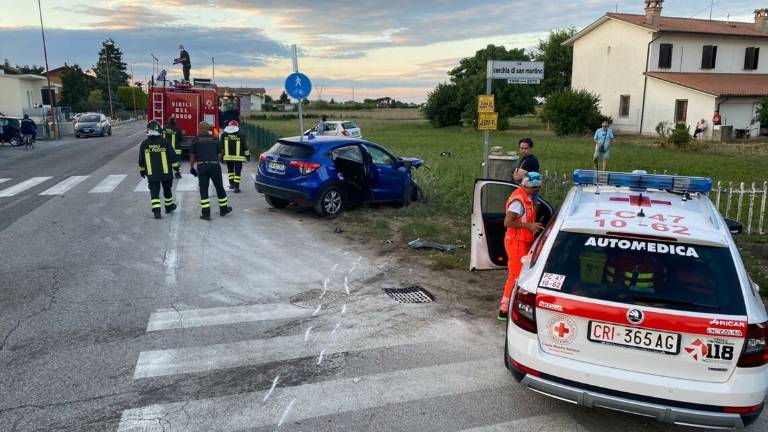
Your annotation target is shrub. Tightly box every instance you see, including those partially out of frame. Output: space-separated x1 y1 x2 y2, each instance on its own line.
422 83 463 128
540 89 607 135
755 96 768 125
667 122 691 149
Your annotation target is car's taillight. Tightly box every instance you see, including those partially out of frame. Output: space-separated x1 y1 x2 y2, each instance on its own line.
288 160 321 175
737 322 767 367
723 403 764 414
511 286 537 333
509 359 541 377
259 153 267 161
341 130 349 136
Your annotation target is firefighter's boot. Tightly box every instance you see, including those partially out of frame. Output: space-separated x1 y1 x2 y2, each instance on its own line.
153 209 162 219
174 171 182 179
165 203 177 214
220 206 233 217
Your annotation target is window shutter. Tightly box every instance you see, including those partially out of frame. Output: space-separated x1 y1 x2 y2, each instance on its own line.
701 45 717 69
658 44 672 68
744 47 760 70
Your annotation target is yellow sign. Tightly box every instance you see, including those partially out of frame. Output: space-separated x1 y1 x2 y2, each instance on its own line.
477 95 495 113
477 112 498 130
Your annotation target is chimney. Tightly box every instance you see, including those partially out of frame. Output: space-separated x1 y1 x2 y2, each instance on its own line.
755 9 768 32
644 0 663 27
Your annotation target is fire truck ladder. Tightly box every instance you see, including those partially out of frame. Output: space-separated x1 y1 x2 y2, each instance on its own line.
152 92 165 125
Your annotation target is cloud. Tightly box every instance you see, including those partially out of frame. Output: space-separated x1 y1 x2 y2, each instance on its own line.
57 4 178 29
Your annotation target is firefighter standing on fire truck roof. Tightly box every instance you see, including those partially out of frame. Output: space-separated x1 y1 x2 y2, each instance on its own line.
138 121 178 219
220 120 250 193
189 121 232 220
498 172 543 321
162 117 184 178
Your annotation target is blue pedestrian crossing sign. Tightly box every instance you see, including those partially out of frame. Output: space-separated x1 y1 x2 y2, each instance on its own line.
285 72 312 100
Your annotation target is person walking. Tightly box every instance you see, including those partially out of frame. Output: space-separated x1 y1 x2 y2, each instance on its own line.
220 120 250 193
162 117 184 178
315 115 326 135
498 172 543 321
189 121 232 220
593 121 614 171
138 121 178 219
512 138 539 184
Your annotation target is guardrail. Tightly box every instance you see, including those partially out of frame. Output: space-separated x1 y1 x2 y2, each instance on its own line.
538 171 767 235
241 123 280 156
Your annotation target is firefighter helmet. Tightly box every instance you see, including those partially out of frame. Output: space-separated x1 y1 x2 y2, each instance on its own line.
228 120 239 128
147 120 163 135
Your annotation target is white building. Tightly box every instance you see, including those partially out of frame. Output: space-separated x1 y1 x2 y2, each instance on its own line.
0 66 61 118
218 86 266 112
566 1 768 138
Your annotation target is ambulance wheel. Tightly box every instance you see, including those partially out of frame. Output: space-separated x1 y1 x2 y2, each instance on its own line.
265 195 289 209
314 185 344 219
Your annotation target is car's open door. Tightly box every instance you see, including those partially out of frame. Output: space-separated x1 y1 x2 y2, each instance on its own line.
470 179 555 271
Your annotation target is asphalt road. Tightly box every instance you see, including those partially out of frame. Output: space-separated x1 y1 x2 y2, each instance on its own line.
0 123 765 431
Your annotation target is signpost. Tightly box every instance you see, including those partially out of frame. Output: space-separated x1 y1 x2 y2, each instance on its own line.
481 60 544 177
285 45 312 142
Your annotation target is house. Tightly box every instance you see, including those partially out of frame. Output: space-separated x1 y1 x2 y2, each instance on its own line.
0 66 62 118
218 86 266 112
566 1 768 139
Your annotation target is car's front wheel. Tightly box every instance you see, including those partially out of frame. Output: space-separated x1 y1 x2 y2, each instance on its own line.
107 127 112 136
75 134 80 138
314 185 344 219
265 195 289 209
9 136 21 146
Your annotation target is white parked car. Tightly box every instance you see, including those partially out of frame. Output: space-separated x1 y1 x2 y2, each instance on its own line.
471 170 768 429
305 120 362 138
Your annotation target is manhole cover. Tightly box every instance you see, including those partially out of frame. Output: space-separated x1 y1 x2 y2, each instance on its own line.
290 289 348 309
383 286 435 304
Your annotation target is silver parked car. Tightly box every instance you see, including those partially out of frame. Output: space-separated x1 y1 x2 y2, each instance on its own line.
74 113 112 138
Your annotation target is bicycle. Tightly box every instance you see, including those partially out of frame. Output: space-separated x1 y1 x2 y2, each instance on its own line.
22 134 34 150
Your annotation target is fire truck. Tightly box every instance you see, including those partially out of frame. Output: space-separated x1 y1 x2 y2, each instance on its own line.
147 78 240 151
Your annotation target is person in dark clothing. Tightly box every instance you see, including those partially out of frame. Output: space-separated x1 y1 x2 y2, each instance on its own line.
512 137 539 184
189 121 231 220
162 117 184 178
220 120 250 193
174 44 191 81
138 121 178 219
20 114 37 143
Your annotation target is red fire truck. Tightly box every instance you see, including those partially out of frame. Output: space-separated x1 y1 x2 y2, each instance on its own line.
147 79 240 151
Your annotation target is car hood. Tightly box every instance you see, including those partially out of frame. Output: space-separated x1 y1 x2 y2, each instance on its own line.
400 157 424 168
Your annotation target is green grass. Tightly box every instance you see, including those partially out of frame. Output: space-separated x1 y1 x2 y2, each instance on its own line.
247 112 768 276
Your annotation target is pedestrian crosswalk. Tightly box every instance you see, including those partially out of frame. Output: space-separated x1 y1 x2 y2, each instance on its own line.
0 172 247 198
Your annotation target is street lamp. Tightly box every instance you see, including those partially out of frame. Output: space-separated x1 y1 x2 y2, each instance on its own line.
37 0 59 139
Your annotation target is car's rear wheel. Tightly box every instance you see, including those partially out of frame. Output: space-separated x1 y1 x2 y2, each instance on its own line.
265 195 289 209
314 185 344 219
75 134 80 138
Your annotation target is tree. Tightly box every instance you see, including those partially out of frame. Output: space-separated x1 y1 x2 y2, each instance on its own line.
422 83 463 127
278 90 290 104
93 39 129 113
540 89 609 136
117 85 148 114
755 96 768 126
329 98 335 104
86 89 105 112
263 94 273 103
533 28 576 97
15 64 45 74
60 65 95 112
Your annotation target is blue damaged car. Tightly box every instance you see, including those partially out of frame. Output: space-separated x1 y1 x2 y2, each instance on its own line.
255 135 423 218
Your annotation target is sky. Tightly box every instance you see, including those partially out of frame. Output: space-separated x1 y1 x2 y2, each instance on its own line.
0 0 760 103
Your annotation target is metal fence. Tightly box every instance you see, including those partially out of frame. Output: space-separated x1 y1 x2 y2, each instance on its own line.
241 122 281 156
538 171 767 235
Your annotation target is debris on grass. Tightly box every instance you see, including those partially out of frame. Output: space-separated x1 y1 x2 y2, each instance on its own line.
407 238 464 252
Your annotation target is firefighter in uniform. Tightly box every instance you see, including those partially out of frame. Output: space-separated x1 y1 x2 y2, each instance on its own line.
138 121 178 219
189 121 232 220
162 117 184 178
220 120 250 193
498 172 543 321
605 253 660 292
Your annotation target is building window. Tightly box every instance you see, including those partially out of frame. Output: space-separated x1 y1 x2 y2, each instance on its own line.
619 95 630 117
658 43 673 68
701 45 717 69
674 99 688 123
744 47 760 70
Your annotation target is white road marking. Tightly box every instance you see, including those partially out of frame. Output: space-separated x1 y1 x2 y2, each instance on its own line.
38 175 89 195
344 276 350 295
133 178 147 192
133 322 474 379
146 303 307 332
456 413 585 432
263 375 280 402
164 195 183 286
330 323 340 337
312 304 322 316
316 349 325 365
89 174 127 193
118 359 504 431
304 326 313 342
0 177 52 197
0 179 10 185
175 174 198 192
163 249 177 286
341 304 346 315
277 398 296 427
331 263 338 271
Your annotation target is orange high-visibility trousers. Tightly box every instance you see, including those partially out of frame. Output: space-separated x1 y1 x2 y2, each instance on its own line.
499 236 532 315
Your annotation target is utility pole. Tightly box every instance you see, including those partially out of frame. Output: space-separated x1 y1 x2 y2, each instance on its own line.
37 0 58 139
130 63 137 119
212 56 215 82
105 43 115 120
709 0 714 20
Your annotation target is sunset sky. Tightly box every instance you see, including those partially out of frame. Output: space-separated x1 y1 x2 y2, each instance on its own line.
0 0 758 102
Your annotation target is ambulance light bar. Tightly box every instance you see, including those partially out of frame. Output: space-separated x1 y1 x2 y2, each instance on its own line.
573 170 712 193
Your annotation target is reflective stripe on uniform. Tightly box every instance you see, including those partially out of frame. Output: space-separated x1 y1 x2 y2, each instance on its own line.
164 197 174 205
151 199 161 209
144 150 153 176
218 197 229 206
200 198 211 208
161 152 169 174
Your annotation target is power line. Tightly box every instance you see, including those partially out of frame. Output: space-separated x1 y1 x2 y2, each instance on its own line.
688 0 722 19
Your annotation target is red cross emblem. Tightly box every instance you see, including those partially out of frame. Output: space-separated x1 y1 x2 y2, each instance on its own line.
554 321 570 338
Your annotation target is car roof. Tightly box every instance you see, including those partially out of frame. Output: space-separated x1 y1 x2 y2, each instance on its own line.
561 185 727 247
279 135 372 148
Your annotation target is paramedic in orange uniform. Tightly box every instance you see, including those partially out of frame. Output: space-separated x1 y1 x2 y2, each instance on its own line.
499 172 543 321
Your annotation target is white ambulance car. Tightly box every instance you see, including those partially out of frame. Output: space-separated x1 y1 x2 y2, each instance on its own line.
471 170 767 428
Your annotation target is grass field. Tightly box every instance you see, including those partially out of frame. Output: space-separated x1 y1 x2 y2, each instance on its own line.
246 109 768 288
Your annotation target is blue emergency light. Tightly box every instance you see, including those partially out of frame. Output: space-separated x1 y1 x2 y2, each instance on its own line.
573 170 712 193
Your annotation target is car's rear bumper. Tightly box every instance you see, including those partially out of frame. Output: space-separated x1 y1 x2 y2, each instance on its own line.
255 181 311 204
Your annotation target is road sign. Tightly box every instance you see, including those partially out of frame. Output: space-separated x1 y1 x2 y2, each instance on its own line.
477 95 495 113
477 112 498 131
508 78 541 84
488 61 544 81
285 72 312 100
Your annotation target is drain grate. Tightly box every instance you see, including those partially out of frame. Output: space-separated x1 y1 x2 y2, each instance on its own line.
383 286 435 304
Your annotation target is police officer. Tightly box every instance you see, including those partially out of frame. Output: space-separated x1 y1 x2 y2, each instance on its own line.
189 121 232 220
162 117 184 178
220 120 250 193
138 121 178 219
